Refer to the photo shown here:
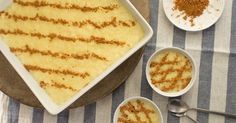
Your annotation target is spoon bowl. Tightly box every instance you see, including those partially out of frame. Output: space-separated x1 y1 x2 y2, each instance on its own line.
0 0 12 12
167 99 189 114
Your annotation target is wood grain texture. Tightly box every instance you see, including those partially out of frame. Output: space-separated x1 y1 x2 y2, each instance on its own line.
0 0 149 108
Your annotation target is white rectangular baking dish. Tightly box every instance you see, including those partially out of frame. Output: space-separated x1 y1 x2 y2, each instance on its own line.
0 0 153 115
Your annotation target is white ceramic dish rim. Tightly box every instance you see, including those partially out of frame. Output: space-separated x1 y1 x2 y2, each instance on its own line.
0 0 153 115
163 0 225 32
0 0 12 11
146 47 197 97
113 96 164 123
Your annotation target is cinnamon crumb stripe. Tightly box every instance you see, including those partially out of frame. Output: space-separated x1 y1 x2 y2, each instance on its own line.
0 29 126 46
160 77 191 92
10 45 108 61
150 67 192 77
24 64 89 79
150 61 179 68
40 81 77 92
0 12 136 29
151 77 191 84
13 0 118 12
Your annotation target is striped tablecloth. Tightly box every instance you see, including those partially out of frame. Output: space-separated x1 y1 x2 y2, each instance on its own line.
1 0 236 123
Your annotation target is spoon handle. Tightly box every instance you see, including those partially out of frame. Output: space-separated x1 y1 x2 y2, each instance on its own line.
185 115 199 123
192 108 236 118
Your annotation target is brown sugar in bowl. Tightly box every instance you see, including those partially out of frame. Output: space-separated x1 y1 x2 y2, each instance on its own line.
146 47 197 97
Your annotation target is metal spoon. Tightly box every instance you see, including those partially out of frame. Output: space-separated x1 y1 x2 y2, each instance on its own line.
0 0 12 12
172 112 199 123
168 99 236 118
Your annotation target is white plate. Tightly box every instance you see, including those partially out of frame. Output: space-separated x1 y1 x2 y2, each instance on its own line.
146 47 197 97
113 96 163 123
163 0 225 31
0 0 153 115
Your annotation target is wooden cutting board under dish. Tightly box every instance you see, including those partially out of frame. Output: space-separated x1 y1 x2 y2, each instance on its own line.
0 0 149 108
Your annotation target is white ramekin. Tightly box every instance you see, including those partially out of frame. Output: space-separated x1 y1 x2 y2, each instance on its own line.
146 47 197 97
113 96 164 123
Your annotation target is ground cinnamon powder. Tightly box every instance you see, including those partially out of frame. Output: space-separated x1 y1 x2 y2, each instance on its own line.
174 0 209 26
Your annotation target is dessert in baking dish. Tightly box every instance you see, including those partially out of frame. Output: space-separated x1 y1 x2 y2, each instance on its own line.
0 0 144 104
149 51 192 92
117 99 160 123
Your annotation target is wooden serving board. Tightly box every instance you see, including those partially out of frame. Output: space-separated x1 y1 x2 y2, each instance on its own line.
0 0 149 108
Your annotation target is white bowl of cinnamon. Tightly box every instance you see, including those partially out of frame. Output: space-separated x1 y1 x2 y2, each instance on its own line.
146 47 197 97
163 0 225 31
113 96 163 123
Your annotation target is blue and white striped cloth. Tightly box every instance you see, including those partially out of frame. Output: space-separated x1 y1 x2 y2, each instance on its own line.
1 0 236 123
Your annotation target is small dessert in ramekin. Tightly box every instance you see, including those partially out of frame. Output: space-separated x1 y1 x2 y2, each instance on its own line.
146 47 197 97
113 97 163 123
